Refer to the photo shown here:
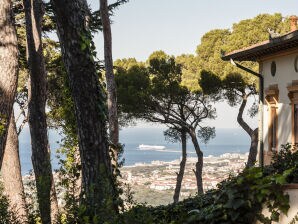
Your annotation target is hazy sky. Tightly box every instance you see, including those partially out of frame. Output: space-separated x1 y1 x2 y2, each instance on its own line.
88 0 298 128
91 0 298 60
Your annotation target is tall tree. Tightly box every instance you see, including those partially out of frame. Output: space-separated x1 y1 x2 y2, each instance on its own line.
0 0 18 166
116 52 216 194
100 0 119 166
51 0 119 220
1 111 28 223
23 0 59 222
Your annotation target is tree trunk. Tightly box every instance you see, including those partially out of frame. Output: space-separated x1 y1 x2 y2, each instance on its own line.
237 95 253 136
51 0 118 219
173 130 187 203
23 0 59 222
0 0 18 167
1 111 28 223
189 129 203 194
50 176 59 223
246 128 258 168
237 94 258 168
100 0 119 166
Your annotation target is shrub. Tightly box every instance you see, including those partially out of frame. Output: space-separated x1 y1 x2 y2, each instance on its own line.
187 167 291 224
265 143 298 183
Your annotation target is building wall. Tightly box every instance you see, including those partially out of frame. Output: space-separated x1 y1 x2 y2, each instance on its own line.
256 187 298 224
261 51 298 154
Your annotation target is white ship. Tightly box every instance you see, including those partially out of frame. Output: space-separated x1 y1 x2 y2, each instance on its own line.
138 144 166 150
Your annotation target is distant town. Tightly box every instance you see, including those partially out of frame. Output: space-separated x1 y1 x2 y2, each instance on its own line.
121 153 248 205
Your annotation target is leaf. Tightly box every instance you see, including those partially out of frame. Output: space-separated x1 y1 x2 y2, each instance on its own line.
256 193 263 203
81 43 87 51
231 212 240 221
275 175 287 185
188 209 200 214
260 189 270 196
232 198 246 210
283 168 293 177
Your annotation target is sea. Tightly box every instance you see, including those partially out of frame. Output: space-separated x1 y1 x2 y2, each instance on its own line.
19 125 250 175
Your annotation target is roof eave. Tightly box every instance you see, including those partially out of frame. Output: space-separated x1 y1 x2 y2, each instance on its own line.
221 30 298 62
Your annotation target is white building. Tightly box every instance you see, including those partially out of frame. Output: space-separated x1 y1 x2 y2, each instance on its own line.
222 16 298 165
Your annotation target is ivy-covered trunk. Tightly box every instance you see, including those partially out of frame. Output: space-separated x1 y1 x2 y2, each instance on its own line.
173 130 187 203
51 0 118 219
2 112 28 223
23 0 59 222
100 0 119 166
0 0 18 166
189 129 204 194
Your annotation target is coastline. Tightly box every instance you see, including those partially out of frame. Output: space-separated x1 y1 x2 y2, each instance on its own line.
122 152 249 168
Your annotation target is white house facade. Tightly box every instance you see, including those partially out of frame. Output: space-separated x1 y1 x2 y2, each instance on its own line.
222 16 298 165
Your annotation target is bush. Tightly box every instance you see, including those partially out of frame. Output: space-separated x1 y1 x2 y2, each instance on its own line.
265 143 298 183
187 167 290 224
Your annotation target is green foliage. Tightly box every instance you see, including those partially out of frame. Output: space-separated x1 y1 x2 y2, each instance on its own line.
55 137 125 224
114 58 142 70
46 18 124 224
199 70 222 96
121 171 287 223
223 73 247 94
23 171 42 224
147 52 189 106
288 211 298 224
116 51 216 128
0 114 7 137
90 0 129 32
226 13 289 53
200 69 258 115
56 145 125 224
188 168 290 224
164 128 185 143
46 43 78 145
191 13 292 111
196 29 231 77
175 54 200 92
115 62 150 118
222 73 256 107
56 146 81 224
265 144 298 183
197 127 215 144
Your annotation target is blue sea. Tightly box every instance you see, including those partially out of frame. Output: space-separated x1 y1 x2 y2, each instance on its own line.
19 125 250 175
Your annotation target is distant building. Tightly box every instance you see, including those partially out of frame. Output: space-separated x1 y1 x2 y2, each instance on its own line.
222 16 298 165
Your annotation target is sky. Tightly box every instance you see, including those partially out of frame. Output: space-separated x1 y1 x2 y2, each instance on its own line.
90 0 298 61
88 0 298 129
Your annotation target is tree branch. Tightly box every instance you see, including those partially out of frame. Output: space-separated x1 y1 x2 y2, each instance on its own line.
237 94 253 136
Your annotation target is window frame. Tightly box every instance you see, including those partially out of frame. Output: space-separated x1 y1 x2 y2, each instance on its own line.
265 85 279 152
287 81 298 146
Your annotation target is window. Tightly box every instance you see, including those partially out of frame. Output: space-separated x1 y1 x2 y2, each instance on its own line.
269 105 278 150
295 56 298 73
294 104 298 144
265 85 279 151
287 81 298 146
271 61 276 77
